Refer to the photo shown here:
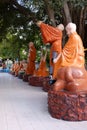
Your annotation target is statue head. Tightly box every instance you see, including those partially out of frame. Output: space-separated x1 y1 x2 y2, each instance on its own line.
57 24 64 31
28 42 34 48
65 22 76 37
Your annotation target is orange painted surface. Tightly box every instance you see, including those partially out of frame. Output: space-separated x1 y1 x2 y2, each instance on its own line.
53 32 85 79
15 63 23 76
40 23 63 76
26 45 36 75
34 58 49 77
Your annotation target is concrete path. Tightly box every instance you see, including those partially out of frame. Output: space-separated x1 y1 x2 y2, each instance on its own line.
0 73 87 130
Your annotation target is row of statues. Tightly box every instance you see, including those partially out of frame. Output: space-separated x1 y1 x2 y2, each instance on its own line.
10 21 87 121
11 42 49 78
11 21 87 93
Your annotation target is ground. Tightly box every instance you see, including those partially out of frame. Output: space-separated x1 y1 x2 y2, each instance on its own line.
0 73 87 130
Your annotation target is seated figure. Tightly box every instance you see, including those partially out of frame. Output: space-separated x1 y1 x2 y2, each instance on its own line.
34 47 49 77
52 22 87 92
25 42 36 75
10 61 17 75
18 60 27 74
15 61 23 76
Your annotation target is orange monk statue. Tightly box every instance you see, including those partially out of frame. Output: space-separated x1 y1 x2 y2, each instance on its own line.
15 61 23 76
25 42 36 75
34 47 49 77
36 21 64 81
11 61 18 75
51 22 87 92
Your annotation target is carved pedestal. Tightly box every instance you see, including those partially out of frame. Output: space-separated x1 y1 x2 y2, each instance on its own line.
28 76 45 87
23 74 29 82
11 72 15 75
18 73 24 79
42 77 51 92
48 90 87 121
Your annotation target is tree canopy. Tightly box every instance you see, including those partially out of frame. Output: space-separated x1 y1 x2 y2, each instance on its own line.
0 0 87 60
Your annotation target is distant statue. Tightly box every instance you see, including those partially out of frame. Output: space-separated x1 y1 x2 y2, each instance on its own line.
2 62 6 69
34 47 49 77
52 22 87 92
25 42 36 75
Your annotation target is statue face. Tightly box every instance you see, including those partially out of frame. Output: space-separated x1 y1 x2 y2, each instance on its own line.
29 42 33 48
66 28 71 37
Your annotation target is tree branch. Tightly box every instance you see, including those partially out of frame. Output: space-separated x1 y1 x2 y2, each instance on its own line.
43 0 56 26
12 0 37 22
63 1 72 24
0 0 37 23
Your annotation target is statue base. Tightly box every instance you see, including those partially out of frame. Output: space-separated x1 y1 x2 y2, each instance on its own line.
28 76 45 87
48 90 87 121
11 72 15 75
18 73 24 79
23 74 30 82
42 77 50 92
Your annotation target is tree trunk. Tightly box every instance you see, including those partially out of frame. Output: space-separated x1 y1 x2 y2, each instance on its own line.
43 0 56 26
63 1 72 24
79 7 84 38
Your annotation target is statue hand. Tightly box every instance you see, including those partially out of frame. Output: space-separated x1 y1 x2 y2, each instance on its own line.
36 21 43 27
53 53 61 63
53 58 58 63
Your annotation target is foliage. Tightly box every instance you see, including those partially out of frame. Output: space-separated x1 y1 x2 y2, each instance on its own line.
0 0 87 62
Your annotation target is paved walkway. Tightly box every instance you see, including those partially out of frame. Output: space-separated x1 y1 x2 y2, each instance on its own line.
0 73 87 130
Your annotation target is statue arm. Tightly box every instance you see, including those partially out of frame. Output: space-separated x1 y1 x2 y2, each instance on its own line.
53 53 61 63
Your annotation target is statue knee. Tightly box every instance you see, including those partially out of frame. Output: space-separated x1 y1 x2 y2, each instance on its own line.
65 81 77 92
52 80 65 91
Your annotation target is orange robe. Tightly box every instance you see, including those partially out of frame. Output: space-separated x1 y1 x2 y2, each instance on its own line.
15 63 23 76
53 32 85 79
14 63 19 75
40 23 63 73
34 58 49 77
26 45 36 75
11 63 17 73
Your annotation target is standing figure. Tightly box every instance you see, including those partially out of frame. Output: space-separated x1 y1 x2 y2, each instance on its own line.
36 21 64 81
25 42 36 75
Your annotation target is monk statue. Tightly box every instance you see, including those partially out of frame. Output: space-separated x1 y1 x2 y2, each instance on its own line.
34 47 49 77
36 21 64 82
25 42 36 75
51 22 87 92
15 61 23 76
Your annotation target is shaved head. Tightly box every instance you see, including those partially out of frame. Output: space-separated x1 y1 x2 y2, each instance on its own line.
57 24 64 31
66 22 76 36
28 42 34 48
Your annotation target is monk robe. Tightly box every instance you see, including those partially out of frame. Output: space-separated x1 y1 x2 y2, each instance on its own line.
11 62 17 74
25 45 36 75
53 32 85 79
34 56 49 77
11 63 15 72
19 62 27 73
15 62 23 76
14 63 20 75
40 23 63 75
